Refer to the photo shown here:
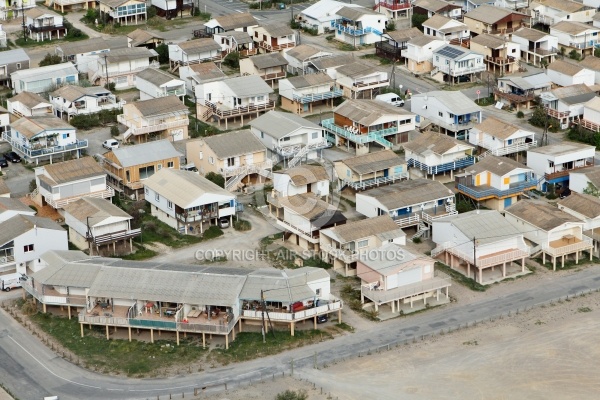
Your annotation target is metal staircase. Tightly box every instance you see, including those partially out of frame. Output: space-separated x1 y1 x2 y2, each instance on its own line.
477 149 492 161
287 140 329 169
28 187 39 199
225 173 244 191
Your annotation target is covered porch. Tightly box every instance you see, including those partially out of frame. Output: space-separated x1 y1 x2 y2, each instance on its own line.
542 235 594 271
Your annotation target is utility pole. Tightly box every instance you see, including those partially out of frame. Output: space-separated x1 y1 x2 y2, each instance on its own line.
21 2 26 43
103 54 110 89
261 289 266 343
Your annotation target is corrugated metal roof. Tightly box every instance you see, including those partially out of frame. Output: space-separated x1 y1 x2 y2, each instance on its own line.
338 149 404 175
0 48 30 64
178 38 222 53
250 52 288 69
187 62 226 81
201 129 266 159
403 131 473 156
32 261 102 288
0 198 34 215
513 27 548 42
358 243 422 275
465 5 527 24
143 169 234 208
51 85 111 102
322 215 402 243
102 47 157 63
547 59 585 76
0 215 64 247
279 164 329 186
505 200 581 231
127 29 164 47
63 197 132 226
222 75 274 97
551 20 596 35
473 116 521 140
310 54 355 70
111 140 182 168
57 37 127 56
278 192 341 221
137 68 182 87
385 27 423 44
284 73 333 89
464 155 531 177
11 116 74 139
336 6 380 20
336 61 379 79
250 110 320 139
360 179 453 209
11 62 78 82
43 157 105 185
286 44 323 61
259 21 294 37
8 91 49 109
213 12 257 30
131 95 188 117
437 210 524 245
558 192 600 219
334 99 414 126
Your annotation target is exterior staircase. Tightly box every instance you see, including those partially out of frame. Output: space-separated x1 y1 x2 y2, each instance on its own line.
225 173 244 191
412 222 430 240
28 187 39 199
287 140 330 169
123 128 133 142
477 149 492 161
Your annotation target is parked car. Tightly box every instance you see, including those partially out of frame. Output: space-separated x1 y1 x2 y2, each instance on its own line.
102 139 119 150
218 216 230 229
4 151 21 163
317 314 328 324
0 157 7 168
375 93 405 107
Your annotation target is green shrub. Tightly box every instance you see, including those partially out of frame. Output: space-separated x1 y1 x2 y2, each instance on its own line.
156 43 169 64
411 14 428 31
203 226 223 239
110 125 120 137
275 389 309 400
147 5 157 18
29 179 37 193
516 111 524 119
205 172 225 188
568 49 581 61
39 53 62 67
233 219 252 231
223 51 240 69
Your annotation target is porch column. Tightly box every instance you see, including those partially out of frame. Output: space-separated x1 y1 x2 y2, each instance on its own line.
423 295 426 306
338 309 342 323
290 322 295 337
575 250 579 265
67 306 71 319
176 331 180 346
106 325 110 340
128 326 132 342
543 251 546 265
313 316 317 329
436 289 440 302
202 332 206 349
467 263 470 278
391 300 395 313
43 303 47 313
446 287 449 298
150 328 154 343
80 324 84 338
502 262 506 278
232 325 235 340
239 319 243 333
553 256 556 271
478 268 482 284
410 296 413 308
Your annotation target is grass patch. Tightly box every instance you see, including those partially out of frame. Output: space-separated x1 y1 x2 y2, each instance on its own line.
462 340 478 346
340 283 379 321
121 244 158 260
30 313 207 376
209 330 331 364
335 322 354 332
260 232 284 249
435 262 486 292
474 96 495 106
578 307 592 313
203 225 224 240
360 54 391 65
136 214 203 248
338 43 356 51
303 256 332 269
233 218 252 231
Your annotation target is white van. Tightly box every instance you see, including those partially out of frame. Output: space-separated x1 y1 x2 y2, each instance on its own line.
0 273 24 292
375 93 405 107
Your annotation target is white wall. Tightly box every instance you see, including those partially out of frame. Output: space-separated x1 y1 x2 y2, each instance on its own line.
569 171 594 193
547 68 595 87
14 227 68 267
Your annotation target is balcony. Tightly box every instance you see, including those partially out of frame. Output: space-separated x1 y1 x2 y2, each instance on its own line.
531 47 558 56
258 41 295 52
275 218 320 243
292 88 343 104
373 1 411 11
331 21 383 36
218 160 273 178
375 41 404 60
175 210 218 223
342 173 407 191
44 185 115 209
161 87 186 97
436 63 486 76
485 56 516 66
569 41 596 50
352 79 389 89
242 296 342 322
456 180 538 201
320 243 358 263
543 235 593 258
205 100 275 118
494 89 535 103
408 156 475 175
545 162 594 181
117 115 189 136
433 242 530 269
482 141 537 157
362 272 451 304
91 228 142 246
3 132 88 159
22 280 87 307
28 24 64 33
54 0 88 5
260 71 286 81
274 139 330 157
321 118 394 148
579 118 600 132
392 213 420 228
546 108 570 119
54 99 126 116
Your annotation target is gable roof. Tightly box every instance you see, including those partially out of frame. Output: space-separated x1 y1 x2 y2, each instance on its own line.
558 192 600 219
42 157 105 185
281 164 329 186
63 197 132 226
278 192 344 223
474 116 522 140
570 166 600 188
213 12 257 30
334 99 414 126
336 6 380 20
552 21 599 35
551 83 593 99
0 197 34 215
111 140 182 168
403 131 473 156
513 27 548 42
414 0 461 12
0 214 64 247
218 30 253 44
471 33 508 49
505 200 581 231
531 0 586 13
201 129 266 159
186 62 226 81
136 68 182 87
434 44 481 60
464 5 528 24
464 155 531 177
11 116 73 139
25 8 60 19
178 38 222 53
284 73 334 89
99 0 142 8
385 27 423 44
259 21 295 37
102 47 157 63
322 215 404 243
57 37 127 56
438 210 523 245
249 52 288 69
310 54 356 70
412 91 482 115
579 56 600 72
336 61 380 78
127 29 164 47
408 35 443 47
9 91 50 109
144 169 233 208
130 95 188 117
547 59 586 76
584 96 600 112
51 85 110 102
423 14 462 31
359 179 454 209
250 110 320 139
11 62 78 81
338 150 404 175
498 72 552 90
286 44 327 60
527 141 595 156
0 48 29 64
221 75 274 97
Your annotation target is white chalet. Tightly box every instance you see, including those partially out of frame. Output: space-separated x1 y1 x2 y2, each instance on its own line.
469 116 537 157
135 68 186 102
49 85 125 120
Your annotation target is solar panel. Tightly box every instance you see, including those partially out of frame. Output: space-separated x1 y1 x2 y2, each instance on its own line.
436 46 466 59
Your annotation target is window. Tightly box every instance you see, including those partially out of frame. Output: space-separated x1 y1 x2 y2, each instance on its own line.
346 169 351 177
438 112 443 117
435 56 439 61
448 113 455 118
144 188 148 195
316 288 321 296
62 133 70 139
260 131 264 139
311 131 319 139
167 200 173 209
155 192 160 201
209 156 214 165
548 161 554 168
16 63 21 70
167 161 174 168
357 240 368 248
157 164 162 170
139 165 155 180
199 151 203 160
227 157 235 167
24 244 34 253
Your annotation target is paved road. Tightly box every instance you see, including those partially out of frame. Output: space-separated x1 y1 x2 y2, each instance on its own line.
1 265 600 399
